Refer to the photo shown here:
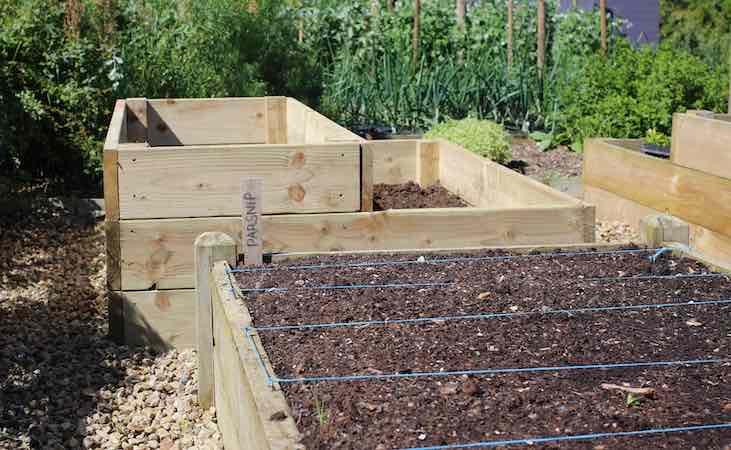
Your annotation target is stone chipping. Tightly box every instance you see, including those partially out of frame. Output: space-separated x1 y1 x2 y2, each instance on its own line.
0 196 223 450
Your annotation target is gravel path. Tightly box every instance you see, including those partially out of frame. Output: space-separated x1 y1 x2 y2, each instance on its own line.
0 196 223 450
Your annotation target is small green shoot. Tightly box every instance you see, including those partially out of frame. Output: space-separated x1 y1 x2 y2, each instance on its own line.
625 393 642 408
313 396 330 427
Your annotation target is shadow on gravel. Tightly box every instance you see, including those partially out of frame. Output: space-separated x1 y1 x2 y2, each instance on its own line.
0 194 142 448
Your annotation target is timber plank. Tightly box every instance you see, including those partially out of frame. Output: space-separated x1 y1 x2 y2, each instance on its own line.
671 113 731 180
418 140 440 186
211 263 303 449
106 221 121 290
367 140 419 185
147 98 267 146
584 138 731 237
117 143 361 219
360 144 374 212
119 206 588 290
125 98 148 143
122 289 196 350
266 97 287 144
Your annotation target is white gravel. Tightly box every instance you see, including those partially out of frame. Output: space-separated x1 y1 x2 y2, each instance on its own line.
0 196 223 449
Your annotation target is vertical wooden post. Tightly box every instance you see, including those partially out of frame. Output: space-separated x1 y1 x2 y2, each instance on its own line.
413 0 421 66
456 0 465 32
537 0 545 79
194 232 236 409
507 0 513 67
241 178 263 266
360 145 375 212
728 33 731 113
600 0 607 56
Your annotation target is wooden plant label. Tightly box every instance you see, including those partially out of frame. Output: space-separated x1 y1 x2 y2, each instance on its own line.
241 177 263 266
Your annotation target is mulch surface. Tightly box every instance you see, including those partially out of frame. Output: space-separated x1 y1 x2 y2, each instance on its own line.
509 139 582 180
373 182 468 210
236 249 731 450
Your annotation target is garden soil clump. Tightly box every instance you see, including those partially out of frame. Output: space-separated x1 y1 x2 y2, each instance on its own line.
0 194 222 450
373 182 468 210
236 249 731 450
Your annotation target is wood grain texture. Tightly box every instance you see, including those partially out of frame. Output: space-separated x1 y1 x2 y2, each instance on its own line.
418 140 440 186
438 140 578 208
285 97 362 144
584 138 731 236
106 221 121 290
103 100 126 221
103 150 120 221
119 206 589 290
367 140 419 184
690 225 731 272
211 262 304 450
266 97 287 144
360 144 374 212
194 233 236 409
117 143 361 219
125 98 147 143
147 98 267 146
670 113 731 180
122 289 196 350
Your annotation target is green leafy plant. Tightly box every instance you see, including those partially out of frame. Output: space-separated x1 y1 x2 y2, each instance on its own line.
313 395 331 427
425 118 512 164
625 393 643 408
644 128 671 148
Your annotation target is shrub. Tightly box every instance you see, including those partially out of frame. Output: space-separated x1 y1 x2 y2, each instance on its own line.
425 118 511 164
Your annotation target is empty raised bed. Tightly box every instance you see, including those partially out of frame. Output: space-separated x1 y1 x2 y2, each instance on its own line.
103 97 594 349
202 243 731 449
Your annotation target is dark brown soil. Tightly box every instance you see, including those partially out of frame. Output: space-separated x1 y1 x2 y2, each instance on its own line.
509 138 582 180
373 182 469 211
235 249 731 450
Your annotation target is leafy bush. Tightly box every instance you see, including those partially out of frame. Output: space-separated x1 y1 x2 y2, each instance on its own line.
644 128 671 148
545 42 727 151
425 118 511 164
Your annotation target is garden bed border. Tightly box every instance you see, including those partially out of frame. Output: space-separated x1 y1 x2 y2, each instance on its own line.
104 96 595 350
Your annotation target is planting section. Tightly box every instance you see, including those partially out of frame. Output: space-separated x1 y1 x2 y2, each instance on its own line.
230 248 731 449
104 96 595 350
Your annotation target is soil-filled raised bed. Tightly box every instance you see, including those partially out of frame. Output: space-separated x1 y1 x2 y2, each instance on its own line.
373 182 469 211
232 248 731 450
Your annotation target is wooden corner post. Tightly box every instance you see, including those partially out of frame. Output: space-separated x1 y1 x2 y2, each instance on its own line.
194 232 237 409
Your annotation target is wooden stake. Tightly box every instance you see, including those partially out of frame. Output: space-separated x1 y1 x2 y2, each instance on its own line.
728 33 731 113
456 0 465 32
537 0 545 79
194 232 236 409
507 0 513 67
600 0 607 56
241 177 263 266
413 0 421 66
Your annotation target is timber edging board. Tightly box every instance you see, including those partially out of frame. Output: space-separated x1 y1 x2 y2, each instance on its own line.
671 112 731 180
204 243 724 449
584 138 731 237
210 261 303 450
104 96 595 350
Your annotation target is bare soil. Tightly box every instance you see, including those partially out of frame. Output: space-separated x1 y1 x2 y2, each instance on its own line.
509 139 582 181
236 250 731 450
373 182 469 210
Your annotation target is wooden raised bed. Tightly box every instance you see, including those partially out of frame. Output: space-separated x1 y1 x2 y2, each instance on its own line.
583 111 731 273
103 97 594 349
197 237 731 450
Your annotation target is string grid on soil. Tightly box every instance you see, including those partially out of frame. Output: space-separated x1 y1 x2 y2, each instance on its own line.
235 249 731 450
